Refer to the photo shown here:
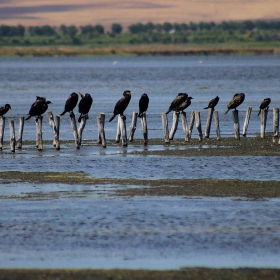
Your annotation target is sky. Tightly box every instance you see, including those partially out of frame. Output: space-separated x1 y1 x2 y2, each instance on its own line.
0 0 279 28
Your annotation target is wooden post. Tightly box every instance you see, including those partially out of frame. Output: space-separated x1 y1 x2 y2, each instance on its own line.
232 110 240 140
129 112 138 142
119 115 127 147
169 111 179 140
17 116 25 149
161 113 170 144
0 117 5 150
188 110 195 139
140 113 148 145
48 111 60 150
242 106 252 137
272 108 279 144
195 111 203 142
77 116 86 146
36 116 43 151
9 119 15 153
116 115 121 143
97 113 106 148
181 111 189 142
260 107 269 139
69 112 79 149
204 108 213 138
213 110 221 140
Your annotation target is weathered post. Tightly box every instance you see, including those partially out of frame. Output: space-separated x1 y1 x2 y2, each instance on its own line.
272 108 279 144
181 111 189 142
169 111 179 140
119 115 127 147
36 116 43 151
129 112 138 142
260 107 269 139
195 111 203 142
9 119 15 153
77 116 86 146
188 110 195 139
140 113 148 145
232 110 240 140
242 106 252 137
115 115 121 143
213 110 221 140
48 111 60 150
69 112 79 149
17 116 25 149
161 113 170 144
97 113 106 148
204 108 213 138
0 117 5 150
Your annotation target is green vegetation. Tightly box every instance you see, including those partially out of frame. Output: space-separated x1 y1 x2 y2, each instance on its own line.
0 20 279 48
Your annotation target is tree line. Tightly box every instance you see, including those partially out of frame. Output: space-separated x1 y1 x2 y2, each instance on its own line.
0 20 279 46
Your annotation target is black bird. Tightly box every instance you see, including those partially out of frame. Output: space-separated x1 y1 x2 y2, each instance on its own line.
0 104 11 117
25 97 52 120
204 96 219 110
165 93 188 114
258 98 271 116
138 93 149 118
60 92 79 116
109 90 132 122
78 93 93 123
224 93 245 115
176 96 193 112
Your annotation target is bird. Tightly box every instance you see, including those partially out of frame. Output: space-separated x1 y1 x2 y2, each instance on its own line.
25 97 52 120
176 96 193 112
204 96 219 110
138 93 149 118
0 104 12 117
78 93 93 123
258 98 271 116
165 93 188 114
224 93 245 115
60 92 79 116
109 90 133 122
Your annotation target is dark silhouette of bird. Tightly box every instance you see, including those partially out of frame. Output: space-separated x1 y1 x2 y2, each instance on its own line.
224 93 245 115
78 93 93 123
60 92 79 116
165 93 188 114
258 98 271 116
177 96 193 112
109 90 132 122
138 93 149 118
0 104 11 117
25 97 52 120
204 96 219 110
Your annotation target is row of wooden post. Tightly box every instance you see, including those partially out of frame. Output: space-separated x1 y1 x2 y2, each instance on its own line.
161 106 279 144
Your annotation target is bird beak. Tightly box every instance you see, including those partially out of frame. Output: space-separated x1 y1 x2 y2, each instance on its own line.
79 92 85 98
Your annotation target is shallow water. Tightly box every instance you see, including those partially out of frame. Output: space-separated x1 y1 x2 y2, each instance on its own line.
1 194 280 269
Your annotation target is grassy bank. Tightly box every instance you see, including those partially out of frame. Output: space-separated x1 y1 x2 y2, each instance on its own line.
0 44 279 57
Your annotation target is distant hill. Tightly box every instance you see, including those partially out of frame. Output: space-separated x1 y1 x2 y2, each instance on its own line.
0 0 279 29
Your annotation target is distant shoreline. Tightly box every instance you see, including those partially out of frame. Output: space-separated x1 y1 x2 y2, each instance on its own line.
0 45 279 57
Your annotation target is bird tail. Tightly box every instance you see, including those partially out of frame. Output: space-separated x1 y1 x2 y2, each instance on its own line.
165 110 171 115
108 115 115 122
224 109 229 115
78 114 82 123
138 112 143 118
204 107 208 109
25 115 31 120
257 109 261 116
60 111 66 116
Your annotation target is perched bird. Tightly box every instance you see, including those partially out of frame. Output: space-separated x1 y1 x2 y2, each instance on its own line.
138 93 149 118
165 93 188 114
204 96 219 110
25 97 52 120
60 92 79 116
258 98 271 116
0 104 11 117
78 93 93 123
224 93 245 115
109 90 133 122
176 96 193 112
